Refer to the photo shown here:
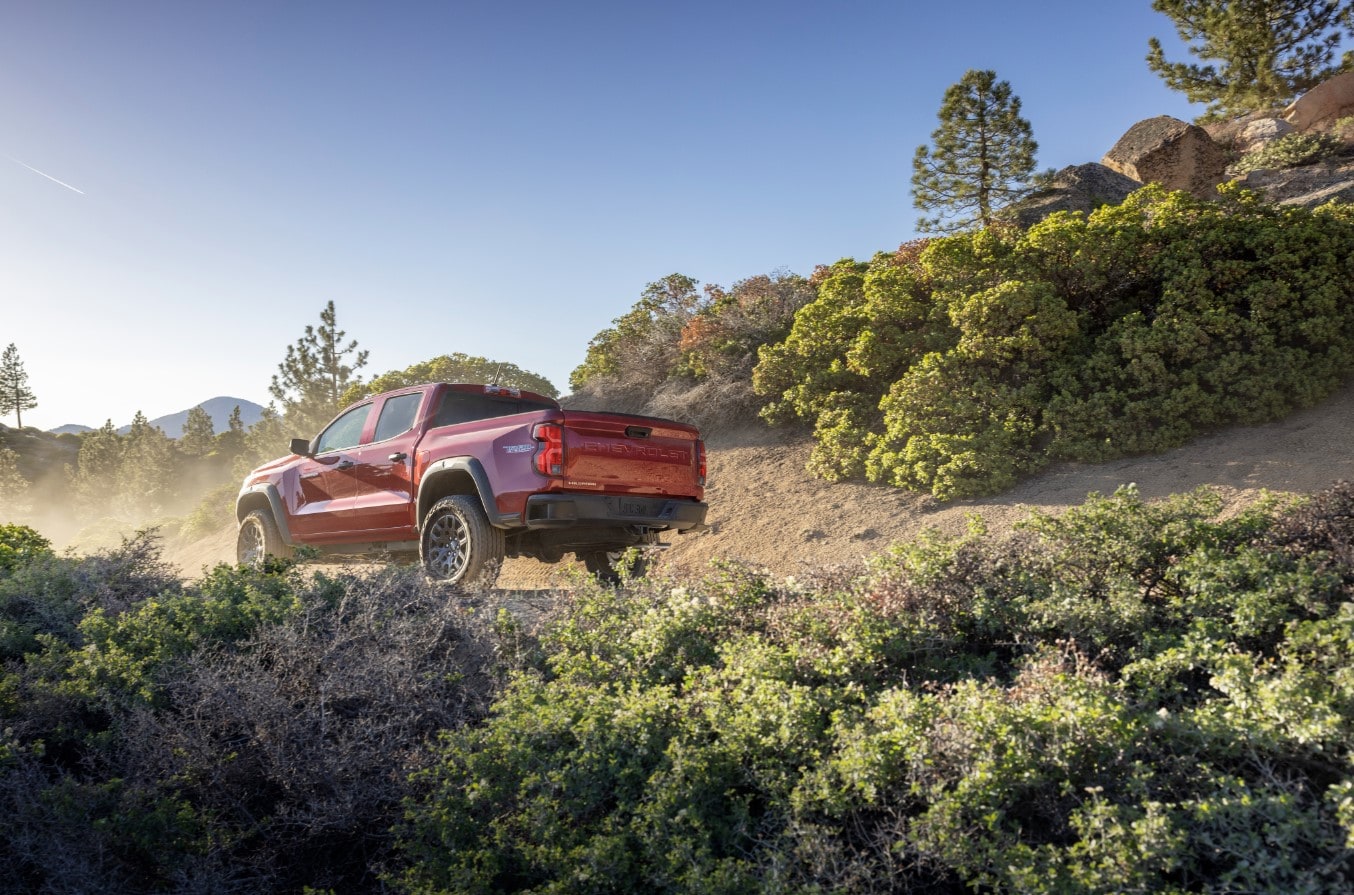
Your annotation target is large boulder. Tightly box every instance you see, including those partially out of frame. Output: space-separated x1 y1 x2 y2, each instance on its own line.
1284 70 1354 132
1002 163 1142 227
1102 116 1230 198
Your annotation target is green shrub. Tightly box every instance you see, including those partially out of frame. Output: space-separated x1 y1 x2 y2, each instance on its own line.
400 483 1354 894
8 485 1354 892
755 185 1354 498
1231 131 1343 175
2 553 495 893
178 482 237 540
0 524 51 574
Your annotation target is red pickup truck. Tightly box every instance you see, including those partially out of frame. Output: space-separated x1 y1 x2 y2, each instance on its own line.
235 383 707 587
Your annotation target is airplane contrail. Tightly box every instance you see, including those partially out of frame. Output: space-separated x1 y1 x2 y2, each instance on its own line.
7 156 85 195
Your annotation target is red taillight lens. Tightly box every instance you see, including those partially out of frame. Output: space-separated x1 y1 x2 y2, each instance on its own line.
533 423 565 476
696 439 706 486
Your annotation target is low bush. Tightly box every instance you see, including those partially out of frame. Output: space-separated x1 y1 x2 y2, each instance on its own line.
399 482 1354 894
0 524 50 574
7 484 1354 892
1230 131 1345 174
569 271 815 433
756 185 1354 498
0 540 499 893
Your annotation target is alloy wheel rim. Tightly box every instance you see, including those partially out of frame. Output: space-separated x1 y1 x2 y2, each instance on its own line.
427 512 469 579
239 522 264 565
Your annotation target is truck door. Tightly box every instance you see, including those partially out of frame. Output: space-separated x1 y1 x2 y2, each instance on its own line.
344 389 426 539
289 402 372 539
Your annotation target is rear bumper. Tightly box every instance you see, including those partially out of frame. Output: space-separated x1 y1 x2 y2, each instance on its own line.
522 493 707 532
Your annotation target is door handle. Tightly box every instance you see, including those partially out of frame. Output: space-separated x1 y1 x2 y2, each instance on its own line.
336 460 355 470
389 452 408 462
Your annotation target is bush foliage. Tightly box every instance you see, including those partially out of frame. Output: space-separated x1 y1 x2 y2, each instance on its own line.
568 271 815 433
1230 131 1344 175
398 482 1354 894
1 540 495 893
6 484 1354 891
755 186 1354 498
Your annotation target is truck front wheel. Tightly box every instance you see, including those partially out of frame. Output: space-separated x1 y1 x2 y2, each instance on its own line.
421 495 505 589
236 509 293 566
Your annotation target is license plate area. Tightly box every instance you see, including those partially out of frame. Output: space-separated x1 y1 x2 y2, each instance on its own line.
604 496 665 518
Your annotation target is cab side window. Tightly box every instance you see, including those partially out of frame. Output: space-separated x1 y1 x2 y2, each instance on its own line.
314 404 370 454
374 393 422 442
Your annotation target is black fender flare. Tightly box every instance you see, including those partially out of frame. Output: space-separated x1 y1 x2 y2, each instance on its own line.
236 483 297 546
416 457 511 529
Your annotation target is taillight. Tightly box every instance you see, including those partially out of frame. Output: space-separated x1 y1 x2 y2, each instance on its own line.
533 423 565 476
696 439 706 486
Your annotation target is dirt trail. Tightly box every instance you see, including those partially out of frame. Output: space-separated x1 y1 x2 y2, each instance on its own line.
165 379 1354 584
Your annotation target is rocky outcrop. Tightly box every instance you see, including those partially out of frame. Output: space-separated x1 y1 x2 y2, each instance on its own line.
1239 117 1293 151
1203 110 1284 150
1102 116 1230 198
1002 163 1143 227
1284 70 1354 132
1237 157 1354 208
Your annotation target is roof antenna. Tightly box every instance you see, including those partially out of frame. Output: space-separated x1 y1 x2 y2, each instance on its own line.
488 363 503 386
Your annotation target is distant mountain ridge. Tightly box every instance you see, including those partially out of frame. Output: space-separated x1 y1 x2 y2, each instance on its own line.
47 397 266 439
48 423 94 436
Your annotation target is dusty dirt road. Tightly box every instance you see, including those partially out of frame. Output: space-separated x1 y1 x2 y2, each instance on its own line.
165 378 1354 585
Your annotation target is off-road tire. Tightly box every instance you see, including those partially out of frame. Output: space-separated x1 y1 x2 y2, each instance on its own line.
236 509 293 566
580 548 651 585
420 495 505 589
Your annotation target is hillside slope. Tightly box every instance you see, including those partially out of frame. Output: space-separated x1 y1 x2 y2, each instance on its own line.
166 378 1354 583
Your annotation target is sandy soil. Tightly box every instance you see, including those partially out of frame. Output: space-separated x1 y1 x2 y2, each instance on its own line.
165 379 1354 585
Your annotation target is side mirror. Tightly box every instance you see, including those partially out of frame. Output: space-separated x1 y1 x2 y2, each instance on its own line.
290 437 314 457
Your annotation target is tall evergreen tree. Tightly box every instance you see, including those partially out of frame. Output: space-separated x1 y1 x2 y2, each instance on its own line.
216 405 247 465
236 404 288 477
911 70 1038 234
0 343 38 429
179 405 217 459
270 301 369 435
118 411 177 517
72 421 124 516
1148 0 1354 118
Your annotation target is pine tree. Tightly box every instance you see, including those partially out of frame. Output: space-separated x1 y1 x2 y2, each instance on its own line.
216 405 247 465
0 344 38 429
233 403 290 476
1148 1 1354 118
179 405 217 459
270 301 369 436
911 70 1038 234
118 411 177 517
72 421 124 516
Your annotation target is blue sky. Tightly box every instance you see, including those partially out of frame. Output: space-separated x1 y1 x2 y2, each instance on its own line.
2 1 1209 432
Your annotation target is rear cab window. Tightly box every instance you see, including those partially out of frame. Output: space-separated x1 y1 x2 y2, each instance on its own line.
431 389 555 427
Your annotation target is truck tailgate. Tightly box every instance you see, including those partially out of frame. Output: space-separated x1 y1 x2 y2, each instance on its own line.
560 412 703 497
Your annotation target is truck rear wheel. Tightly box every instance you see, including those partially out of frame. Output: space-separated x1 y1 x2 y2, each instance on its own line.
236 509 293 566
421 495 504 589
581 549 650 585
